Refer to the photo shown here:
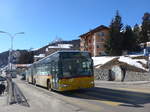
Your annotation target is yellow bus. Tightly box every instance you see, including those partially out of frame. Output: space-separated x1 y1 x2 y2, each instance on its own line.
26 50 94 91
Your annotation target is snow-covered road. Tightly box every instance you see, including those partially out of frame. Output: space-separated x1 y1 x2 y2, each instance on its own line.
0 79 86 112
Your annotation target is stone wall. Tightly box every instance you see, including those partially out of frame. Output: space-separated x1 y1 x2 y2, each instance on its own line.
94 68 150 81
124 71 150 81
94 69 109 81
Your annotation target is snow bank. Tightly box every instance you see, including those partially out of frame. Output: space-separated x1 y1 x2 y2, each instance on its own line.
118 56 147 71
92 57 116 66
92 55 148 71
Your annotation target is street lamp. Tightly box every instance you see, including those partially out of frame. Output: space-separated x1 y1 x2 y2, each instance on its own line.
0 31 24 104
0 31 25 71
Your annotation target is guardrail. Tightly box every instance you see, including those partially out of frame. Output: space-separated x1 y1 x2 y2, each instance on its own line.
7 77 29 107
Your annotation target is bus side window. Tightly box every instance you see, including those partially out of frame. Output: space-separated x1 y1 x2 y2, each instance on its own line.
55 62 59 74
51 61 55 75
51 61 58 75
46 63 51 75
42 64 48 75
49 63 52 75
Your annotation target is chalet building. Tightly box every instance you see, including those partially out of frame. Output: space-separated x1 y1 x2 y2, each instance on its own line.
80 25 109 57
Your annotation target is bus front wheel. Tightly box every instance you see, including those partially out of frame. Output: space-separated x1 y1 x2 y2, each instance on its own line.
47 81 52 91
34 79 36 86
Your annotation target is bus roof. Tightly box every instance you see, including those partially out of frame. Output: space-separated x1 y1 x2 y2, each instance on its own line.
31 50 90 66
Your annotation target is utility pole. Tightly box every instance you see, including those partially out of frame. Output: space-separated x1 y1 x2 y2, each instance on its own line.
0 31 24 71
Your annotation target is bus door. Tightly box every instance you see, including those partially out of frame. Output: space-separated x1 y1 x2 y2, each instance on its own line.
30 71 34 83
51 61 59 89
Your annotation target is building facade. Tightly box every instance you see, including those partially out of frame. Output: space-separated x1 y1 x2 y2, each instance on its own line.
80 25 109 57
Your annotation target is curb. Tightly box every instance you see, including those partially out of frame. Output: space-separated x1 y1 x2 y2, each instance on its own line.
95 80 150 85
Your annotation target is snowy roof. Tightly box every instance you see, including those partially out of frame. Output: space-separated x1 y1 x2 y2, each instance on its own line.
34 54 45 58
47 44 73 49
140 41 150 47
31 48 39 51
118 56 147 71
147 42 150 47
92 57 116 66
92 55 149 72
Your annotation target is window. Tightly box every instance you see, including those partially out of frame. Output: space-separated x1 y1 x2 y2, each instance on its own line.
97 44 103 49
97 45 99 48
96 44 104 49
100 37 105 41
97 32 105 37
62 59 92 77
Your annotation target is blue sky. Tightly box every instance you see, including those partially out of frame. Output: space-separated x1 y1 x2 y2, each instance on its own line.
0 0 149 53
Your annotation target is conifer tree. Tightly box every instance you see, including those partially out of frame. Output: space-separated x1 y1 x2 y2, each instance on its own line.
133 24 141 51
105 10 123 56
140 12 150 43
122 25 140 52
133 24 141 44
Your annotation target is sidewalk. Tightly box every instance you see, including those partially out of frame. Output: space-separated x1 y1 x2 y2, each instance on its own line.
0 94 7 107
95 80 150 85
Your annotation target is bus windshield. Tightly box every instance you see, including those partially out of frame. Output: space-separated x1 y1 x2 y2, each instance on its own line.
61 52 93 78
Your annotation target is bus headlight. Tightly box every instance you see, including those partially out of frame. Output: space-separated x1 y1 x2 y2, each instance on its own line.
90 81 94 84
